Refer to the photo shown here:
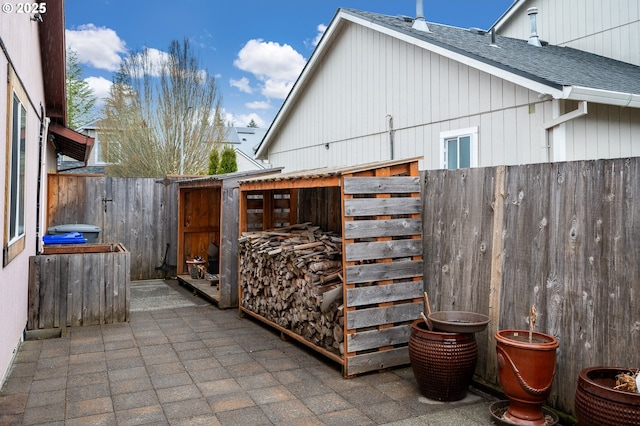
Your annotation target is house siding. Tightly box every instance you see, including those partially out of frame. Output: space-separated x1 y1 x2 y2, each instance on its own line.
563 102 640 160
0 13 48 384
265 22 552 172
496 0 640 66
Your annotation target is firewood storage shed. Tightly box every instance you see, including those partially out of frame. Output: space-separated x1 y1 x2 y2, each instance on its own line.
176 169 280 308
237 158 424 377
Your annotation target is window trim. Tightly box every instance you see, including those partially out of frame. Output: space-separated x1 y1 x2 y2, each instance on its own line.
440 127 478 169
4 64 28 266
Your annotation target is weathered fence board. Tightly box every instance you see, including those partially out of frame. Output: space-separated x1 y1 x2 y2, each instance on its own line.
344 198 422 217
347 324 412 352
347 347 410 376
343 176 421 194
344 218 422 239
345 260 423 284
345 239 422 261
346 280 424 307
346 302 423 329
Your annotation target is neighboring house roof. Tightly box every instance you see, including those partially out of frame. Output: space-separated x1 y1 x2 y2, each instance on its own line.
226 126 267 153
77 120 99 132
256 8 640 159
226 126 268 169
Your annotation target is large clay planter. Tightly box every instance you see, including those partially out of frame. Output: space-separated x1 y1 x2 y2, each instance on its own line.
409 319 478 401
575 366 640 426
495 330 559 426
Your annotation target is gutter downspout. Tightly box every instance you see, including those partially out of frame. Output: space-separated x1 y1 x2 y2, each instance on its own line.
36 105 50 254
542 100 588 162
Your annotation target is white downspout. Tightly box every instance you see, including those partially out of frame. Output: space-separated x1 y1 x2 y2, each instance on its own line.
542 100 588 162
37 116 51 254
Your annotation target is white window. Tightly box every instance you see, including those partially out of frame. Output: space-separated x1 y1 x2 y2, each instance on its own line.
440 127 478 169
94 135 105 164
4 64 28 265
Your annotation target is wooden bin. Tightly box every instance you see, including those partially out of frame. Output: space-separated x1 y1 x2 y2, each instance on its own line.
28 243 130 330
238 158 424 376
176 169 280 308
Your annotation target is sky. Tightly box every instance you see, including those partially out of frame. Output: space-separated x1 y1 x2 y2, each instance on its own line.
65 0 515 129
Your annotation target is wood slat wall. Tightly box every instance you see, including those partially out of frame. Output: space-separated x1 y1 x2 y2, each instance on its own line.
28 244 130 330
342 175 423 376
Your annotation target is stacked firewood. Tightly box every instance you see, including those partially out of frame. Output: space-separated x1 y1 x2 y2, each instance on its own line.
238 223 344 355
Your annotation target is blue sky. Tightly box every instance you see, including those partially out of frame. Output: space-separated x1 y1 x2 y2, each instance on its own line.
65 0 515 128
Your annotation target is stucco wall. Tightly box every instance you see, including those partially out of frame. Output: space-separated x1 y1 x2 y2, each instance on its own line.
0 13 48 385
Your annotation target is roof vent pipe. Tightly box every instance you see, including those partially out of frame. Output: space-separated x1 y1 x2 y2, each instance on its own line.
412 0 431 33
527 7 542 47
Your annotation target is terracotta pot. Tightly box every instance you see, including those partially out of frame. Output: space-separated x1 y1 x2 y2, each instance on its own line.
575 366 640 426
495 330 558 426
409 319 478 401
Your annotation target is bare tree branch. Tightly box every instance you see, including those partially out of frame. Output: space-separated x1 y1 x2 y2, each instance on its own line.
101 38 225 177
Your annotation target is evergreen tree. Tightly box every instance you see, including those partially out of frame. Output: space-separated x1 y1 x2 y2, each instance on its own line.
218 144 238 174
66 49 97 129
208 148 220 175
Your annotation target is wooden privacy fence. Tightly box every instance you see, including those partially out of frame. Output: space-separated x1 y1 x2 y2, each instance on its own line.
47 174 179 280
422 157 639 415
45 158 639 414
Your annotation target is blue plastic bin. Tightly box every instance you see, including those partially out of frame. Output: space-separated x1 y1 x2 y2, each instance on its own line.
47 224 101 243
43 232 87 245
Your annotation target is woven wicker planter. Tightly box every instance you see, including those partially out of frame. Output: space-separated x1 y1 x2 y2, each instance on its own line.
408 319 478 401
575 367 640 426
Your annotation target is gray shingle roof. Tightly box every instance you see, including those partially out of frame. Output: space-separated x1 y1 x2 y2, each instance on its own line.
343 9 640 95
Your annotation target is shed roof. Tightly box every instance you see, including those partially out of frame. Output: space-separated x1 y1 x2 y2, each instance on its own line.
238 158 421 190
177 167 282 188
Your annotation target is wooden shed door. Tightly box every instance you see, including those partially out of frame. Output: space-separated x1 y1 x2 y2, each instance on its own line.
341 176 424 376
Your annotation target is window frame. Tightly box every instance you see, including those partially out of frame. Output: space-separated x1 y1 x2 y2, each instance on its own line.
440 127 478 170
4 64 28 266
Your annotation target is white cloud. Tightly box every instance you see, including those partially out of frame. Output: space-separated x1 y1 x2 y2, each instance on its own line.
230 77 252 94
224 111 267 128
262 79 295 100
313 24 328 47
84 76 112 106
129 47 171 77
246 101 271 110
66 24 127 71
233 39 306 100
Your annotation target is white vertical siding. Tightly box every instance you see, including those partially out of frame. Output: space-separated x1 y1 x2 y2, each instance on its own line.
564 103 640 161
267 22 551 172
497 0 640 66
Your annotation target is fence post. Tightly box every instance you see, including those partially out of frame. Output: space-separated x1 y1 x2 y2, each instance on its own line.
487 165 506 381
